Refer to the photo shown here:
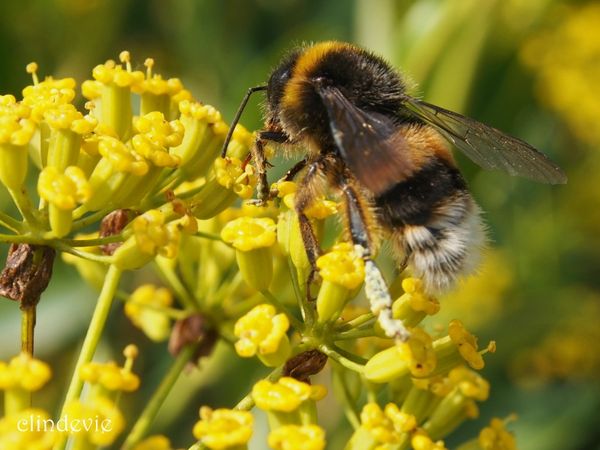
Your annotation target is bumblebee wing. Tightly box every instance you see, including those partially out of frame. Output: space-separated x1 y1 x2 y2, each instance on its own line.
316 84 413 194
402 97 567 184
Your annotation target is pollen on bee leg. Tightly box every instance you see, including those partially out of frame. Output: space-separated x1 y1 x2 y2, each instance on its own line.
355 245 410 342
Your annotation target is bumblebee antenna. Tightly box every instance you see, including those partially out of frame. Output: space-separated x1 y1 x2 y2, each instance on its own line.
220 85 268 158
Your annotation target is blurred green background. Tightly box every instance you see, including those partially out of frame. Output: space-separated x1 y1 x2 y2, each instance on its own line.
0 0 599 449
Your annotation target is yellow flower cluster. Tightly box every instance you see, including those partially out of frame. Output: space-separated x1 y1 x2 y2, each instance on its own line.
0 352 51 391
251 377 327 413
192 407 253 450
234 303 291 366
125 285 174 342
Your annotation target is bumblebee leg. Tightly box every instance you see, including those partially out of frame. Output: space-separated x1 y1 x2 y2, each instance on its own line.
338 181 410 342
251 138 270 204
294 160 327 297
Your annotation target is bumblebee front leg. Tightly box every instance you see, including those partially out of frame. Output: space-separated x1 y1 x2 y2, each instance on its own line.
293 160 328 297
338 181 410 342
251 130 292 204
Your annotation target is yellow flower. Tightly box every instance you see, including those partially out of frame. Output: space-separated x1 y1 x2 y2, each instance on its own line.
125 285 174 342
316 243 367 322
91 55 145 88
317 243 365 290
97 135 149 176
22 66 76 122
478 417 517 450
234 304 291 367
221 217 276 252
252 377 327 413
0 352 51 391
412 430 448 450
365 327 437 382
360 402 417 444
448 366 490 402
38 166 91 210
192 407 253 450
0 408 56 449
214 156 257 199
132 435 174 450
268 424 326 450
0 95 35 190
131 209 181 258
448 320 485 370
0 94 35 146
131 111 183 167
62 396 125 446
43 103 97 134
391 277 440 330
80 345 139 393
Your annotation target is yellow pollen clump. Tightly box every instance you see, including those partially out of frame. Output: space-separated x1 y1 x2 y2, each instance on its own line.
193 407 253 450
80 359 140 392
234 304 290 357
221 216 276 252
317 242 365 290
22 76 76 122
132 210 172 256
252 377 327 412
62 397 125 446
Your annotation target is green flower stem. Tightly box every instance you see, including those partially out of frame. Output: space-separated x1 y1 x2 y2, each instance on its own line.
319 344 365 374
0 210 23 233
154 257 199 311
8 187 40 229
21 306 36 356
58 234 125 247
333 327 376 341
235 366 283 411
55 243 114 264
54 264 122 450
122 342 199 450
260 290 303 331
336 312 374 332
196 230 226 242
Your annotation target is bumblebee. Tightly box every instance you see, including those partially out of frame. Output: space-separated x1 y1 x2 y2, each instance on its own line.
221 41 566 339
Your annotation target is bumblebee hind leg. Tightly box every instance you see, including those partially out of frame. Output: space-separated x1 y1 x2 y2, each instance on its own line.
336 177 410 342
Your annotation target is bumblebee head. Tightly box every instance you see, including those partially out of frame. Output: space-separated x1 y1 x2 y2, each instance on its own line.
266 49 301 122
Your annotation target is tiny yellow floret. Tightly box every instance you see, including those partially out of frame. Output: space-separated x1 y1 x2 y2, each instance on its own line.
448 320 485 370
0 352 51 391
234 304 290 357
268 424 326 450
252 377 327 412
317 243 365 290
193 407 253 450
221 216 276 252
125 285 174 342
